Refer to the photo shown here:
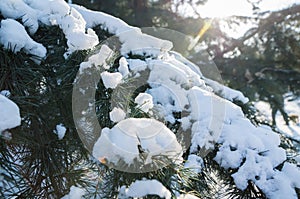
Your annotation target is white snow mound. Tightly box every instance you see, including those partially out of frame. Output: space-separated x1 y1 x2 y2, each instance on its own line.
0 94 21 132
119 179 171 199
93 118 183 168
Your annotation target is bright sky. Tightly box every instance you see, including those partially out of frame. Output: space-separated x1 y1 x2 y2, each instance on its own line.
197 0 252 18
197 0 300 18
182 0 300 39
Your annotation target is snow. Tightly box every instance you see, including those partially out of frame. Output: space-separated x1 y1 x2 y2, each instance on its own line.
218 123 290 194
54 7 98 55
71 4 173 56
255 95 300 141
0 19 46 58
61 186 85 199
254 101 273 119
168 51 249 104
148 59 205 90
88 44 295 197
0 0 39 34
188 87 232 153
70 4 133 34
0 90 11 97
281 163 300 188
54 124 67 140
179 116 192 131
0 94 21 133
255 162 300 199
109 107 126 123
169 51 203 77
0 0 98 58
213 115 290 194
119 179 200 199
118 57 130 77
119 179 171 199
204 77 249 104
134 93 154 113
32 0 98 55
178 194 201 199
92 118 182 171
148 83 188 123
127 59 148 73
100 71 123 89
191 120 219 152
184 154 203 174
79 44 113 74
0 167 4 188
145 57 209 124
119 29 173 56
1 1 299 198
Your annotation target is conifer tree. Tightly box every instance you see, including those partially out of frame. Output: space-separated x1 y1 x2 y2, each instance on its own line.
0 1 299 199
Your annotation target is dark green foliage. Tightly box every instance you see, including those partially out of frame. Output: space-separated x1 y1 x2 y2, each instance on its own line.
97 161 208 198
1 15 204 198
0 21 245 198
0 23 93 197
92 25 114 42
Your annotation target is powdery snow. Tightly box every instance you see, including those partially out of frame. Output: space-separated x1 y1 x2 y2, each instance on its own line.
255 95 300 141
79 44 113 74
61 186 85 199
119 179 201 199
255 162 300 199
177 194 201 199
169 51 249 103
0 0 99 58
92 118 183 171
71 4 173 56
169 51 203 77
100 71 123 89
118 57 130 77
54 124 67 140
127 59 148 73
0 94 21 133
119 179 171 199
0 90 11 97
204 77 249 104
184 154 204 174
70 4 133 34
109 107 126 123
27 0 98 55
1 1 299 198
0 19 46 58
118 29 173 56
89 47 297 197
179 116 192 131
134 93 154 113
0 0 39 34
